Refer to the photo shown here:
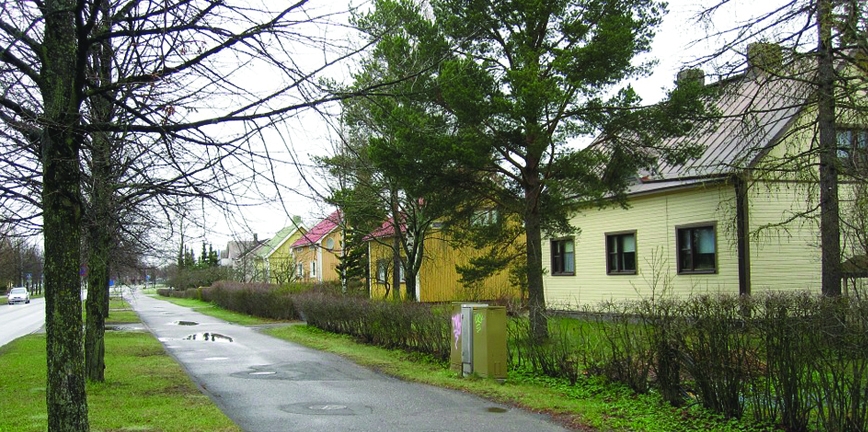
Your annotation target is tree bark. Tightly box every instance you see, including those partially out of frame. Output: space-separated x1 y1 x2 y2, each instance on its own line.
523 166 548 342
41 0 90 428
85 0 114 382
817 0 842 296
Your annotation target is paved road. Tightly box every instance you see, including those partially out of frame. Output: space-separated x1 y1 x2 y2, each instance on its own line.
125 289 568 432
0 297 45 348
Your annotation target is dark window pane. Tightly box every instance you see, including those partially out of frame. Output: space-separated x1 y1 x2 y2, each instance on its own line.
623 251 636 271
677 226 716 272
564 240 575 273
551 239 573 275
696 252 715 270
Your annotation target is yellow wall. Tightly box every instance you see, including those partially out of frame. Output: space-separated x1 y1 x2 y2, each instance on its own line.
544 182 861 309
320 230 342 282
544 96 868 309
267 229 305 284
368 233 519 302
544 185 742 309
291 229 342 283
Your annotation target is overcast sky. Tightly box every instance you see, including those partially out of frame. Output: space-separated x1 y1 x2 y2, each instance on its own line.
195 0 782 256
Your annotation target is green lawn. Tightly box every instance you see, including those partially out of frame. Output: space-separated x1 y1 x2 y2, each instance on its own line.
0 296 241 432
0 332 241 432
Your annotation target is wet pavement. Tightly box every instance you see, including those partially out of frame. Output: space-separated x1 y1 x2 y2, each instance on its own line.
125 289 569 432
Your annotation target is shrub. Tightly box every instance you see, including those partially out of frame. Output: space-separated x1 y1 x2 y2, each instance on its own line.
201 281 301 320
294 292 451 362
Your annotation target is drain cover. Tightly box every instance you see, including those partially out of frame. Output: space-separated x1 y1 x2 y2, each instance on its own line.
280 402 372 416
229 362 362 381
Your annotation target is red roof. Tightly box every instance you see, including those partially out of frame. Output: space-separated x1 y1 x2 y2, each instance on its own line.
291 210 342 248
363 217 407 241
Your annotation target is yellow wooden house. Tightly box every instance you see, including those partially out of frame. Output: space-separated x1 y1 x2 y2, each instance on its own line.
543 46 867 309
290 210 343 283
253 221 307 285
366 218 523 302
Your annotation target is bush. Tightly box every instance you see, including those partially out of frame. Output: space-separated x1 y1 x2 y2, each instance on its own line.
294 292 451 362
201 281 302 320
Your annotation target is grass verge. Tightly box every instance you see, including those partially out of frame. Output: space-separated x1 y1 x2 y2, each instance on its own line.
0 332 241 432
263 324 770 432
154 296 277 326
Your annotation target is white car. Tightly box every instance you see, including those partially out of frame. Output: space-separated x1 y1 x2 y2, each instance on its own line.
7 287 30 305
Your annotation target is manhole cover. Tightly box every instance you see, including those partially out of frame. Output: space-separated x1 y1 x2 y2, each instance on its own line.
229 362 362 381
280 402 372 416
183 332 233 342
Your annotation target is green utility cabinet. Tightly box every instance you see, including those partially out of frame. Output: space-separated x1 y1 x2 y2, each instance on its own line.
449 303 507 379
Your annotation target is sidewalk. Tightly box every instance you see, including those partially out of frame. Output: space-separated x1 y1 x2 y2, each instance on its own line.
126 289 569 432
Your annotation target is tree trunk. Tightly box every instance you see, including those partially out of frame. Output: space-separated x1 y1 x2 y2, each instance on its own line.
817 0 842 296
85 215 110 382
392 233 402 301
41 0 89 428
85 0 114 382
404 237 421 302
523 170 548 342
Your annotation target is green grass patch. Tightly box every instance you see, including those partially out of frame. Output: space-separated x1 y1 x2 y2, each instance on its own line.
154 296 277 326
264 324 772 432
0 332 241 432
107 297 140 324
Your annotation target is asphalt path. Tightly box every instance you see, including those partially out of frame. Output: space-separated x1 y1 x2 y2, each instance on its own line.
0 297 45 348
125 289 569 432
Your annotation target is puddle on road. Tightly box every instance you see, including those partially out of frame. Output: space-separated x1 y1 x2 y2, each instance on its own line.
172 320 199 326
183 332 233 343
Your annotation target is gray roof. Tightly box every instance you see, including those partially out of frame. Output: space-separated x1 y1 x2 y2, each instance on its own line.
628 65 814 194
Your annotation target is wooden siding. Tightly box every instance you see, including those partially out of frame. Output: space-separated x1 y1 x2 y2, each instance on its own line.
368 233 519 302
291 245 316 282
544 185 741 309
291 230 342 283
746 181 822 292
267 229 305 284
545 178 861 308
319 230 342 282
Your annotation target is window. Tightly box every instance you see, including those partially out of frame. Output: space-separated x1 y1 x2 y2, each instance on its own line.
310 261 317 278
606 232 637 275
376 260 388 283
837 128 868 169
377 259 405 283
296 263 303 279
471 209 499 227
551 238 575 276
677 224 716 273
